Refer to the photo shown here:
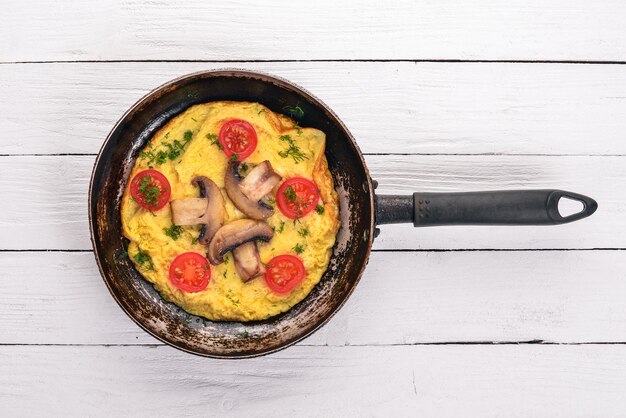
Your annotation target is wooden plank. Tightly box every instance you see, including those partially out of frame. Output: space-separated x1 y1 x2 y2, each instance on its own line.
3 61 626 155
0 155 616 251
1 344 626 416
3 251 626 345
3 0 626 62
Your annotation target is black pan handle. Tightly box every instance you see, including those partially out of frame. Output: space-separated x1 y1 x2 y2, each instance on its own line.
375 189 598 227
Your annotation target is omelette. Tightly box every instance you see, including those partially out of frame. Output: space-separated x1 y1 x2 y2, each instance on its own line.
121 102 340 321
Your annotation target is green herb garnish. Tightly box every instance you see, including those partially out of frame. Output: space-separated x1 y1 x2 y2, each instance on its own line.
230 153 239 161
267 197 276 205
191 236 199 244
283 185 297 202
206 133 223 150
141 131 193 165
258 108 266 116
292 243 305 254
283 105 304 119
133 250 154 271
155 150 168 165
138 175 161 207
240 162 249 173
275 220 285 233
315 204 325 214
278 135 309 164
237 331 250 339
298 227 309 237
163 224 183 240
163 130 193 161
226 289 240 306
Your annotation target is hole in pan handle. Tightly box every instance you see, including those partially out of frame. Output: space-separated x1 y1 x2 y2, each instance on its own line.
374 189 598 228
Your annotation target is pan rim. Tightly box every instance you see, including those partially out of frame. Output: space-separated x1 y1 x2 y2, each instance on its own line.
88 68 376 358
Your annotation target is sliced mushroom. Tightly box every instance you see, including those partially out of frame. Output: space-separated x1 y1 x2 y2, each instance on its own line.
207 219 273 265
170 198 208 225
232 241 265 282
224 160 282 220
169 176 225 245
193 176 225 245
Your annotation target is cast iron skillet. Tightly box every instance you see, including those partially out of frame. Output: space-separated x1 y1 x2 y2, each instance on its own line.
89 69 598 358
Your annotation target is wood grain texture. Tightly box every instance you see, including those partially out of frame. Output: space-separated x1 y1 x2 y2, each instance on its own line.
0 155 614 250
2 61 626 155
2 344 626 417
3 0 626 62
3 251 626 346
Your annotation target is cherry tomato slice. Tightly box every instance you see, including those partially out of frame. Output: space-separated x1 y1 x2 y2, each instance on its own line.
129 169 171 211
218 119 258 160
264 254 306 294
169 252 211 293
276 177 320 219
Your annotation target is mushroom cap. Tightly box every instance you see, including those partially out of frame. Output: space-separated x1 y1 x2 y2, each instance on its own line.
192 176 225 245
207 219 274 265
224 161 281 220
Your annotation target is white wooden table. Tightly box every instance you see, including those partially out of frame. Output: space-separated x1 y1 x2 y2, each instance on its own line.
2 1 626 416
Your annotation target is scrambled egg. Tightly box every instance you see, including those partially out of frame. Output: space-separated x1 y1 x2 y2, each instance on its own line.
121 102 340 321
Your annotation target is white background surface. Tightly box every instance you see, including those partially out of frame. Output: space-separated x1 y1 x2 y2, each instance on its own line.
2 1 625 416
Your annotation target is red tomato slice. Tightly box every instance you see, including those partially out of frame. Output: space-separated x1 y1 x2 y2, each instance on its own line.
169 252 211 293
276 177 320 219
218 119 258 160
264 254 306 294
129 169 171 211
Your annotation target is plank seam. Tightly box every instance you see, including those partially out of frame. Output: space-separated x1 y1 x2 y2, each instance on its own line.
2 59 626 65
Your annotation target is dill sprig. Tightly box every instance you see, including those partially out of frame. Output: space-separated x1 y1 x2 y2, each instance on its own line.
163 224 184 240
133 250 154 271
138 175 161 207
278 135 308 164
283 105 305 119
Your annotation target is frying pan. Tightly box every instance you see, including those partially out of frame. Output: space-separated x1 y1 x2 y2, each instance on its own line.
89 69 598 358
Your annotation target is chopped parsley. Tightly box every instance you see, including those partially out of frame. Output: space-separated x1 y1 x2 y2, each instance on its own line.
298 227 309 237
283 105 304 119
292 243 305 254
257 108 266 116
163 224 183 240
191 236 199 244
278 135 309 164
240 162 249 173
267 196 276 205
315 204 325 214
237 331 250 339
223 254 230 264
275 220 285 233
230 153 239 161
133 250 154 271
207 133 223 150
138 175 161 207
